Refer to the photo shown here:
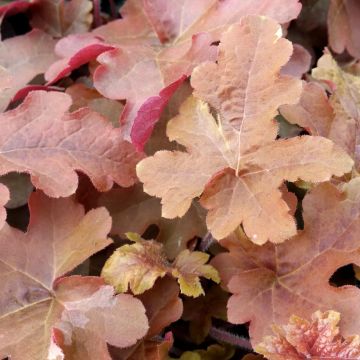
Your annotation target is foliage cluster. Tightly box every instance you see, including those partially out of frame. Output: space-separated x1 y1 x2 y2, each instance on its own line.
1 0 360 359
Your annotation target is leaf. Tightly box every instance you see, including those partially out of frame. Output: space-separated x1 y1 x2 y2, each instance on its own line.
93 0 301 148
0 0 30 17
0 183 9 228
312 52 360 171
111 278 182 359
0 90 143 197
0 173 32 209
183 285 229 343
95 183 206 259
102 234 169 294
66 83 124 127
256 310 360 360
0 29 57 111
175 344 235 360
280 44 311 78
54 277 148 358
30 0 93 37
172 249 220 297
45 34 114 84
328 0 360 59
280 82 334 137
212 178 360 344
101 233 219 297
0 191 148 360
137 16 353 244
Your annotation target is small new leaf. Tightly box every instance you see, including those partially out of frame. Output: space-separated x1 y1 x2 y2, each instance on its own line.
101 234 219 297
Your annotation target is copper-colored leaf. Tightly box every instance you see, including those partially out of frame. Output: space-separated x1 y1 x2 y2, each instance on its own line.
328 0 360 59
66 83 124 127
280 82 334 137
113 278 182 359
312 53 360 171
280 44 312 78
30 0 93 37
256 310 360 360
93 0 301 148
183 285 229 343
0 192 148 359
0 90 143 197
102 233 219 297
137 17 353 244
212 178 360 344
96 183 206 259
0 29 57 111
0 183 9 228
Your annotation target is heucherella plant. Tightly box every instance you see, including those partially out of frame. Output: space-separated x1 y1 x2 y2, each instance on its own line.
0 0 360 359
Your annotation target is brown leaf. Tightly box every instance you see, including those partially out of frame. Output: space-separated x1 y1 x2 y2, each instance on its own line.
0 192 148 359
183 285 229 343
280 44 312 78
0 90 143 197
256 311 360 360
212 178 360 344
30 0 93 37
112 278 182 359
312 53 360 171
96 183 206 259
137 16 353 244
0 183 9 229
66 83 124 127
328 0 360 59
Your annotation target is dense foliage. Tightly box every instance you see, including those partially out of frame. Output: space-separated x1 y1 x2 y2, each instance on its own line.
0 0 360 359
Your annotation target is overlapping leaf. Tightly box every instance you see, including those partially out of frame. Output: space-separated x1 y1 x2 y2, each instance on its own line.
183 285 229 344
137 16 353 244
0 90 143 197
212 178 360 344
29 0 93 37
0 29 57 111
311 52 360 172
92 0 301 148
328 0 360 59
0 192 148 360
256 311 360 360
101 233 219 297
111 277 182 360
45 34 114 84
66 83 124 127
95 183 206 259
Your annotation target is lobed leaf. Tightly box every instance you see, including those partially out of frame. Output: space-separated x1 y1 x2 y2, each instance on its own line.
92 0 301 148
256 310 360 360
0 192 148 359
0 30 57 112
0 90 143 197
212 178 360 344
137 16 353 244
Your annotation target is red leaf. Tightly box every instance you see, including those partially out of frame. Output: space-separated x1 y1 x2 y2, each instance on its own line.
45 34 114 84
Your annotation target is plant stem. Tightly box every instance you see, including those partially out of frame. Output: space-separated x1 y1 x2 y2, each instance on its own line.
209 326 253 350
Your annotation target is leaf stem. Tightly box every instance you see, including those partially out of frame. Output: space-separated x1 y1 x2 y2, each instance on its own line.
93 0 102 27
209 326 253 350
